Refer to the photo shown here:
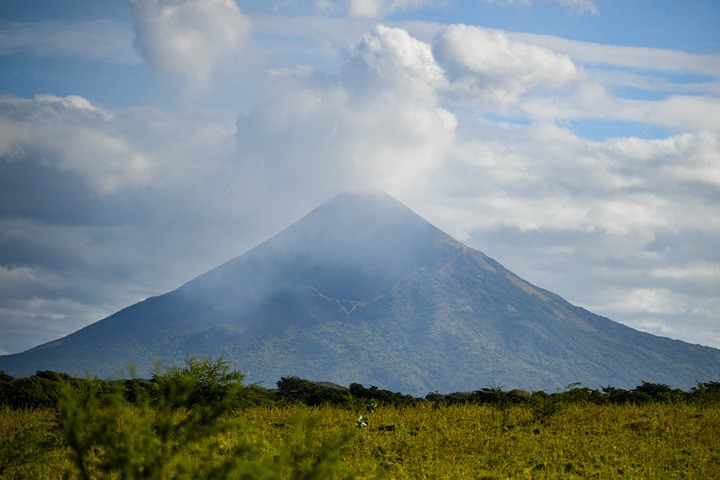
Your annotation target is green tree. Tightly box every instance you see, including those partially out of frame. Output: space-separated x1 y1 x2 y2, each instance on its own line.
152 355 246 410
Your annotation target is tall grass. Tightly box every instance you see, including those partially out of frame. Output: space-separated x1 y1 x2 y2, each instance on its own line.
2 401 719 478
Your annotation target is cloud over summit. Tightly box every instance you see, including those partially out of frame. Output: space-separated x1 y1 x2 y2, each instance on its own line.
236 25 457 197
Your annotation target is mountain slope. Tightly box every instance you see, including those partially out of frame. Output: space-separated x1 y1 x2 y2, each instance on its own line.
1 191 718 395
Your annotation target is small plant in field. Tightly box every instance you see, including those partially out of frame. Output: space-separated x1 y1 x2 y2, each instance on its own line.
356 415 369 428
355 398 378 428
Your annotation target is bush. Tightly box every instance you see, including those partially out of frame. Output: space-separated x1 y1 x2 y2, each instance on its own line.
152 355 246 411
57 357 272 479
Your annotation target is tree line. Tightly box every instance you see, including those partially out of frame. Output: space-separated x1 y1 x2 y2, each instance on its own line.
2 356 719 411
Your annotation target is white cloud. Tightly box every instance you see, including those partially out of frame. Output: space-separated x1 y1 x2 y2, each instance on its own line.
129 0 251 91
34 94 113 120
235 25 456 197
348 0 433 18
445 124 719 235
344 24 447 98
646 97 720 133
594 287 690 317
0 94 240 196
521 84 720 133
348 0 383 17
508 32 720 77
651 262 720 283
458 31 720 132
607 132 720 192
0 94 150 195
432 25 579 109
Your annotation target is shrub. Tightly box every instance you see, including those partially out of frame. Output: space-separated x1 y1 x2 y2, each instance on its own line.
152 355 246 411
57 357 278 479
56 366 355 479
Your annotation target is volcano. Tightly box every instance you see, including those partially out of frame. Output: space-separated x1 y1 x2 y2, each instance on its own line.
1 192 718 395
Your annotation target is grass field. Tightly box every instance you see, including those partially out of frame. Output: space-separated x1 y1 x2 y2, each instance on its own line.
2 400 719 479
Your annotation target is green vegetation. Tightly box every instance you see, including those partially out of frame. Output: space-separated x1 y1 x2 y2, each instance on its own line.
1 358 719 478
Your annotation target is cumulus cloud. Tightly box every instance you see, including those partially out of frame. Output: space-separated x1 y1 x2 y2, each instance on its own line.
491 32 720 133
0 93 244 205
236 25 456 196
432 25 580 109
0 94 151 195
344 24 447 99
436 123 719 236
129 0 251 91
607 132 720 189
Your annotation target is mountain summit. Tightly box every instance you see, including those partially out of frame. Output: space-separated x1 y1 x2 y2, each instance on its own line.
1 192 718 394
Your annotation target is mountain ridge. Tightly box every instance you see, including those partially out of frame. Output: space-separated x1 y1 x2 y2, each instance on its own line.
1 191 718 395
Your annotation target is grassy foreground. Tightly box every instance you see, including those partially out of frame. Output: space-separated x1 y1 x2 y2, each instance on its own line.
2 400 719 479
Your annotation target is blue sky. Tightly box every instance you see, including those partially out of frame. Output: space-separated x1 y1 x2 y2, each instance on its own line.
0 0 719 357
